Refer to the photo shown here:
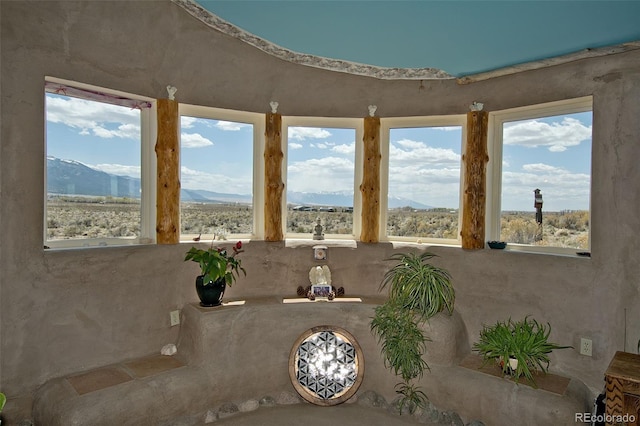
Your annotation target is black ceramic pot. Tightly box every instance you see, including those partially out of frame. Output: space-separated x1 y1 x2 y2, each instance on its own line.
195 275 226 307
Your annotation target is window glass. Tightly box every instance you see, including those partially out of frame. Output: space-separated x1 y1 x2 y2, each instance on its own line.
45 90 145 246
386 126 463 240
499 111 592 249
180 115 254 240
286 126 356 236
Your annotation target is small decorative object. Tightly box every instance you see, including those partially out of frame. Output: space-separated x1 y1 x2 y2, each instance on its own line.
270 101 278 113
313 218 324 240
296 285 344 301
472 316 571 386
368 104 377 117
469 101 484 111
166 85 177 101
308 265 335 300
488 241 507 249
289 326 364 405
161 343 177 356
309 265 331 286
184 241 246 307
313 245 327 261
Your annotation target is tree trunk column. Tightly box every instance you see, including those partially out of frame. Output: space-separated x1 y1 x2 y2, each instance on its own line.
155 99 180 244
360 116 381 243
461 110 489 249
264 112 284 241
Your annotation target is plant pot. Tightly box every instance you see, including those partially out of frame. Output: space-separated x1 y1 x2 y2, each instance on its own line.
195 275 226 307
508 356 519 373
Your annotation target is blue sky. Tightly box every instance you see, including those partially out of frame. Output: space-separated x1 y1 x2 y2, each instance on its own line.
46 93 592 211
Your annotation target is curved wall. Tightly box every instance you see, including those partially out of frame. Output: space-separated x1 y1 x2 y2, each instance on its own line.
2 1 640 414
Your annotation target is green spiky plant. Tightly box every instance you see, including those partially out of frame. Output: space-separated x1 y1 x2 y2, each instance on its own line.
473 317 571 386
0 392 5 424
370 252 454 414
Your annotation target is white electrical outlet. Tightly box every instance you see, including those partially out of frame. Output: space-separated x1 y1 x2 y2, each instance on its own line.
170 310 180 327
580 338 592 356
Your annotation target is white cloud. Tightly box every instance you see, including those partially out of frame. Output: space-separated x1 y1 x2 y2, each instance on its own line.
92 123 140 139
385 139 462 207
501 162 590 210
289 127 332 141
180 116 198 129
181 132 214 148
287 157 354 192
503 117 591 152
90 163 140 178
46 95 140 140
216 121 250 131
390 139 460 166
180 166 251 194
312 141 335 149
522 163 563 173
332 143 355 155
289 142 303 150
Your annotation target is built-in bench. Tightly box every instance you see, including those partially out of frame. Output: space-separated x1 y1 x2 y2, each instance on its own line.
32 298 593 425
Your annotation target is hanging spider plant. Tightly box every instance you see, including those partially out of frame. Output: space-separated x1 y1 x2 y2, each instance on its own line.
371 251 455 414
380 252 455 321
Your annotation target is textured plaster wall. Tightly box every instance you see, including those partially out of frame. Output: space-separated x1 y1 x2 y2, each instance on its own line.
1 0 640 412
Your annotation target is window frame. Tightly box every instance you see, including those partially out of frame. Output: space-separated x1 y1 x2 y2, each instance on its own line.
486 96 593 256
44 76 157 249
380 115 467 245
178 104 265 242
282 116 363 240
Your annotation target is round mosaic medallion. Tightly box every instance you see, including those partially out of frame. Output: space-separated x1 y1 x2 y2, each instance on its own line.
289 325 364 406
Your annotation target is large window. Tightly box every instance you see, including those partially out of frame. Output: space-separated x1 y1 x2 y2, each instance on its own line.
283 117 362 238
179 105 263 241
381 116 465 243
44 78 155 248
488 97 592 253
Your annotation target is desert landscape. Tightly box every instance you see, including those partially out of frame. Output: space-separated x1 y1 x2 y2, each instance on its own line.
46 196 589 249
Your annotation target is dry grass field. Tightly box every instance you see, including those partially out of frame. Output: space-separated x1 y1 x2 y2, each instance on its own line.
46 197 589 249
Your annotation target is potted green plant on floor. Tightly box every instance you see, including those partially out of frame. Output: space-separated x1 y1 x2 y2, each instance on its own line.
184 241 246 307
473 316 571 386
370 251 455 414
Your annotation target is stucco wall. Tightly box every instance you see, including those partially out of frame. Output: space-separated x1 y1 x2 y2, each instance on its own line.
2 0 640 413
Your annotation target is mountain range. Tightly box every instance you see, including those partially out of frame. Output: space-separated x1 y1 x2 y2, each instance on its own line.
46 156 430 209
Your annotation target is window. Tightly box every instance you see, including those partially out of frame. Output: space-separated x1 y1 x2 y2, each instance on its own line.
381 116 465 243
283 117 362 238
179 105 263 241
488 97 592 253
44 78 155 248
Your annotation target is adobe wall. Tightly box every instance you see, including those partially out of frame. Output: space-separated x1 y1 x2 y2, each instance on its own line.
2 0 640 413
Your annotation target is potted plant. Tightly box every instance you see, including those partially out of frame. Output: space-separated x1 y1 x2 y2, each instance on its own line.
473 316 571 386
370 251 454 413
0 392 6 425
184 241 246 307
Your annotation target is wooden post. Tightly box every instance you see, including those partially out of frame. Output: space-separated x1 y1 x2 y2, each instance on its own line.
264 112 284 241
360 116 381 243
460 110 489 249
155 99 180 244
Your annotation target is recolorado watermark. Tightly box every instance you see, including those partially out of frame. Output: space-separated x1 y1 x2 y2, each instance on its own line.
575 412 636 423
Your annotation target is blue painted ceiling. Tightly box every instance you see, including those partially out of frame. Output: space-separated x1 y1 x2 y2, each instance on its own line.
195 0 640 77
